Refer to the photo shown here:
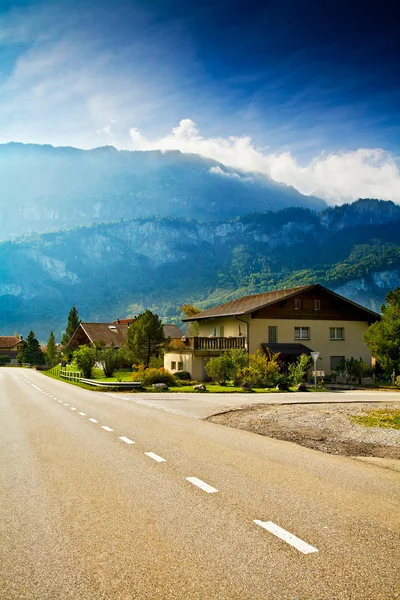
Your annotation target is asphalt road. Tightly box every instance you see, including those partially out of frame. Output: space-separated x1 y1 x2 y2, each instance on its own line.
1 368 399 599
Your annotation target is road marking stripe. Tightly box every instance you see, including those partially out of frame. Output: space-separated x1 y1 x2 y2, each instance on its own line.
70 407 77 411
31 384 42 391
101 426 113 432
186 477 218 494
253 521 318 554
89 418 98 423
63 403 69 406
119 436 135 444
58 400 63 403
145 452 166 463
78 412 86 416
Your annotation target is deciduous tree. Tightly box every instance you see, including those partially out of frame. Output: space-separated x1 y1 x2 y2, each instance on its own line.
364 287 400 373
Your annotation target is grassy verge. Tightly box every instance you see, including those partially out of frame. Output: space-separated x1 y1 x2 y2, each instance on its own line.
351 409 400 429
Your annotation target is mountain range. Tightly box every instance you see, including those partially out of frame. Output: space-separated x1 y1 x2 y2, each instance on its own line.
0 142 325 240
1 197 399 340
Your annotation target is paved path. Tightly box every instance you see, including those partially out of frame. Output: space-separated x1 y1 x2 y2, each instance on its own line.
1 368 399 599
110 387 400 419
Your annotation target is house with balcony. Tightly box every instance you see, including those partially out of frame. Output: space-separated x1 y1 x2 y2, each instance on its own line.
164 284 380 380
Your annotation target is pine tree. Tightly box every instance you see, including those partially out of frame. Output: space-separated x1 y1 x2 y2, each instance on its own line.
46 331 57 367
126 309 165 368
19 331 45 366
62 306 80 347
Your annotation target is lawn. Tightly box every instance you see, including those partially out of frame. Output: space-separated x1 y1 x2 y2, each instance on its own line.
351 409 400 430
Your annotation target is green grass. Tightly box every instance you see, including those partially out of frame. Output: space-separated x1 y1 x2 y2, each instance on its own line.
351 409 400 430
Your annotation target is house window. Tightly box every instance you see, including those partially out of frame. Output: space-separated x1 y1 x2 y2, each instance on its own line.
314 300 321 310
177 361 183 371
220 326 225 337
330 356 344 371
330 327 344 340
268 326 277 343
294 298 302 310
294 326 310 340
171 361 176 370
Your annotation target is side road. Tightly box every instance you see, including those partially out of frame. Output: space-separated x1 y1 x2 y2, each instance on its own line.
107 388 400 419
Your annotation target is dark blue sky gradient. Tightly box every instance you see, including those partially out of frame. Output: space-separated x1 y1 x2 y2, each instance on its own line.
0 0 399 160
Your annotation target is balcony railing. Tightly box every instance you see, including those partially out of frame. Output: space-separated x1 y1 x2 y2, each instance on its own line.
193 336 247 351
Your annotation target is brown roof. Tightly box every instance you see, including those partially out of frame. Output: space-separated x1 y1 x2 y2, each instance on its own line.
163 324 184 339
78 323 130 348
183 285 311 320
68 322 183 349
183 284 380 321
0 336 21 349
113 318 136 325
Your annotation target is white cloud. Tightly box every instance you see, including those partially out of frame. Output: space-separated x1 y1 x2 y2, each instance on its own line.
129 119 400 204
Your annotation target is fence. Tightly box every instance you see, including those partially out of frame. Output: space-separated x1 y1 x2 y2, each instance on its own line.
60 369 82 381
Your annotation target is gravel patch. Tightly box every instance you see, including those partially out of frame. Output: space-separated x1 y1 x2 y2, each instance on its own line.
207 402 400 458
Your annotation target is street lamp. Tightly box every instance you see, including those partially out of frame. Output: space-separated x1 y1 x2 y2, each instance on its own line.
310 351 320 388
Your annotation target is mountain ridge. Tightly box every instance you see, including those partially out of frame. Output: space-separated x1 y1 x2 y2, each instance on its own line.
0 142 325 240
1 199 399 340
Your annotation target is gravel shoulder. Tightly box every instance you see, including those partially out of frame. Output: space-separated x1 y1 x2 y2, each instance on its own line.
207 401 400 459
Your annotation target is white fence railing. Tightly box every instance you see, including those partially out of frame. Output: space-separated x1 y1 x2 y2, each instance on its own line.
60 369 82 381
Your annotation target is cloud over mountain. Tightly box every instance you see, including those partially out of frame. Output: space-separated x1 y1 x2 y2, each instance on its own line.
129 119 400 205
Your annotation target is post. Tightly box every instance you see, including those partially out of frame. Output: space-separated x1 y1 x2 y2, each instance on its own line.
310 351 320 389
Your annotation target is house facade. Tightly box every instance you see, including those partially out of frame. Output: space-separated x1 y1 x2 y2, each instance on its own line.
164 284 380 380
0 336 24 364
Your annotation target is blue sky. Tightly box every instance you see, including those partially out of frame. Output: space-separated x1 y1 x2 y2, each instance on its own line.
0 0 399 202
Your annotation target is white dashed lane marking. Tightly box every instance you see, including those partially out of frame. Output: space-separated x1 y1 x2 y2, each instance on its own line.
254 521 319 555
78 412 86 416
63 403 69 406
145 452 166 463
186 477 218 494
70 407 77 411
119 436 135 444
58 400 63 403
89 418 98 423
31 384 42 392
101 426 114 432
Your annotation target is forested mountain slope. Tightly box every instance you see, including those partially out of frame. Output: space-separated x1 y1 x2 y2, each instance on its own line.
0 142 325 239
1 199 399 339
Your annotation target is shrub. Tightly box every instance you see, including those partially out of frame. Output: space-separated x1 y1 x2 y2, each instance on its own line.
288 354 312 385
336 356 373 383
131 367 176 387
396 375 400 388
0 355 11 366
237 350 280 387
73 345 97 378
174 370 191 380
205 353 235 385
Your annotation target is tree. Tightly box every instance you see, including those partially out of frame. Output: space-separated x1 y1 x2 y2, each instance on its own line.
126 310 165 368
205 353 235 385
46 331 58 367
73 345 97 378
0 356 11 366
18 331 45 366
97 346 122 378
180 303 202 336
62 305 80 347
364 287 400 373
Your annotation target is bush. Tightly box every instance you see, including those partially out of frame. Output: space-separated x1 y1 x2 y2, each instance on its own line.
174 370 191 380
205 354 235 385
396 375 400 388
0 355 11 366
237 350 280 387
73 345 97 378
288 354 312 385
131 367 176 387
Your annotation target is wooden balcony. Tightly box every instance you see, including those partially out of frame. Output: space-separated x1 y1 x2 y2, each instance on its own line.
193 336 247 351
